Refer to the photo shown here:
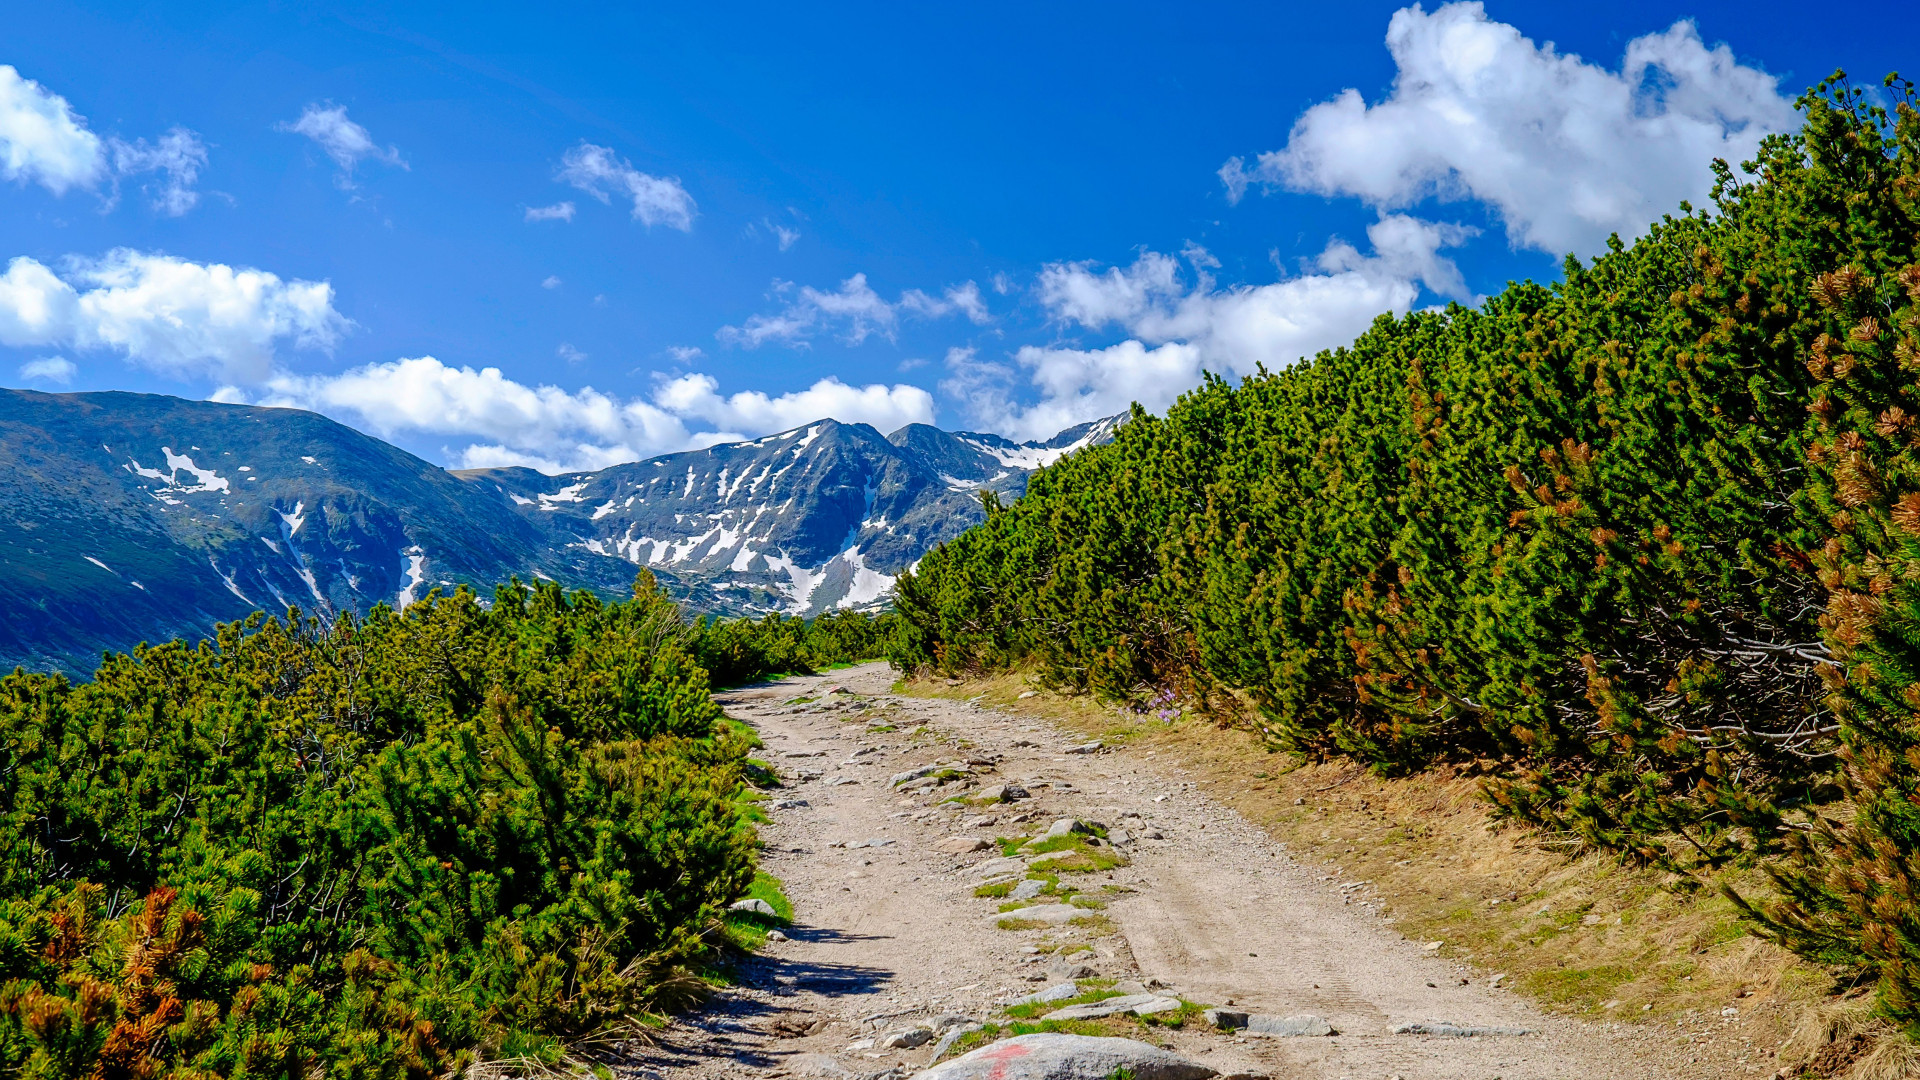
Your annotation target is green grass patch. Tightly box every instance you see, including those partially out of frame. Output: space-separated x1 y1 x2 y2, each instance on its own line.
721 872 794 951
996 916 1052 931
742 759 782 789
1002 988 1124 1020
1028 843 1128 874
975 880 1015 898
1520 964 1636 1009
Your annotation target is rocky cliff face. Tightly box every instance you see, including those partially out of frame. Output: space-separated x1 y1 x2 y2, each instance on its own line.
0 388 1117 676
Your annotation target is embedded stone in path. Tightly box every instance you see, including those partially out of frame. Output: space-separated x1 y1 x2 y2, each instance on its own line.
1391 1021 1535 1037
911 1033 1216 1080
1005 980 1080 1005
1244 1013 1333 1037
994 904 1084 926
937 836 991 853
974 783 1030 802
1041 993 1182 1020
1010 879 1045 901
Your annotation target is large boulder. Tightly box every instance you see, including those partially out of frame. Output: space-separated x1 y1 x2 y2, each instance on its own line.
911 1033 1216 1080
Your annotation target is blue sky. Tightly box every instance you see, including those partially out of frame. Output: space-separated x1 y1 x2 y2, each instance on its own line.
0 1 1904 471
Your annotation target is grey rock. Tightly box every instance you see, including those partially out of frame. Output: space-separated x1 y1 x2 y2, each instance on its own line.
1041 818 1090 840
1005 981 1081 1005
973 783 1029 803
847 837 897 849
1110 981 1149 995
826 776 859 786
1041 993 1180 1021
788 1053 858 1078
971 856 1028 879
773 799 810 809
1107 829 1133 845
1046 963 1097 980
785 749 829 758
1010 879 1046 901
892 765 940 786
1390 1022 1534 1037
929 1013 978 1033
1063 741 1103 755
995 904 1084 926
900 775 941 791
881 1026 935 1049
1200 1008 1248 1030
728 898 777 916
767 930 788 942
928 1023 984 1063
911 1033 1216 1080
1244 1014 1332 1037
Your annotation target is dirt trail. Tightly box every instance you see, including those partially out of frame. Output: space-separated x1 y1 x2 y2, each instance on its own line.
639 663 1715 1079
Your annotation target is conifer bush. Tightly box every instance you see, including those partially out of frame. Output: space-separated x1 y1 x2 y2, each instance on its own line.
0 573 756 1077
894 76 1920 1030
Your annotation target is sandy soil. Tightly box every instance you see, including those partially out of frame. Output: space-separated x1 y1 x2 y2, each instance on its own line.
635 663 1755 1080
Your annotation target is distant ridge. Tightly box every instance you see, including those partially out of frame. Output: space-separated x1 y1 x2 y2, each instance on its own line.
0 387 1121 675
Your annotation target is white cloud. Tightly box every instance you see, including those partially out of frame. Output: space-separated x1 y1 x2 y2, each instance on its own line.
278 104 406 186
239 355 935 473
654 372 934 436
541 275 562 290
18 355 74 383
719 273 990 348
0 66 208 213
0 249 347 383
556 342 586 363
949 216 1469 440
665 345 704 363
557 142 695 231
109 128 207 216
772 223 801 251
525 201 576 222
0 65 105 194
1222 2 1794 253
900 281 991 324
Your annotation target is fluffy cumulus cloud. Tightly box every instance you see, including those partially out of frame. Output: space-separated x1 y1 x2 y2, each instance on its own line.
1220 2 1794 254
0 250 347 383
947 216 1470 440
0 65 207 214
237 356 935 473
557 143 695 230
719 274 990 348
278 104 406 187
0 65 104 194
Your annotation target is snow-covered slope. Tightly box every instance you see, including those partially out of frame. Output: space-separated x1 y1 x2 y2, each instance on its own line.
0 388 1120 675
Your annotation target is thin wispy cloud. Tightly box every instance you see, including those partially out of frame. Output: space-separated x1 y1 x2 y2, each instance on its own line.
718 275 990 349
525 200 575 222
278 103 406 188
556 142 695 230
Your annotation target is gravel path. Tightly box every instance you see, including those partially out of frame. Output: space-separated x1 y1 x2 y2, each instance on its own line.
635 663 1712 1080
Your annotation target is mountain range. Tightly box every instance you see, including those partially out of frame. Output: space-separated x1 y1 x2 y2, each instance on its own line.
0 388 1118 677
